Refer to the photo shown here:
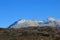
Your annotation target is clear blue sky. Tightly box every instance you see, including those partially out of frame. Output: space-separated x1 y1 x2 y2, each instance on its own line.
0 0 60 28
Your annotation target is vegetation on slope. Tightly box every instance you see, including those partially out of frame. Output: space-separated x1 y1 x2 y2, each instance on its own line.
0 26 60 40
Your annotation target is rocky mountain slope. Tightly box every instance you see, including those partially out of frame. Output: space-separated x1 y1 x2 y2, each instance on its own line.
0 26 60 40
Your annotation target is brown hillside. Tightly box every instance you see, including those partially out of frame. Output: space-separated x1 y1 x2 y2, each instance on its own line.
0 26 60 40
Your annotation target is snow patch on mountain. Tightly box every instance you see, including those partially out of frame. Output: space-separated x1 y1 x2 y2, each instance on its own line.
47 17 55 22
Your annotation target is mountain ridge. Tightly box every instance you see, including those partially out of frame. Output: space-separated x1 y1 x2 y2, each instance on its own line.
8 17 60 28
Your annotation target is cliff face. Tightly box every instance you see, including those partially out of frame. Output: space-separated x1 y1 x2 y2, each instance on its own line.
0 26 60 40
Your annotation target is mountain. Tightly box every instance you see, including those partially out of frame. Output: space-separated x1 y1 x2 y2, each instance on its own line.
8 17 60 28
8 19 40 28
1 17 60 40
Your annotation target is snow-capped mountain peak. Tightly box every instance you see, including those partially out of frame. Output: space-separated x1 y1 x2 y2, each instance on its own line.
8 17 60 28
18 19 26 24
8 19 40 28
